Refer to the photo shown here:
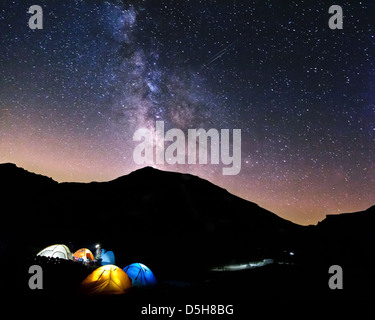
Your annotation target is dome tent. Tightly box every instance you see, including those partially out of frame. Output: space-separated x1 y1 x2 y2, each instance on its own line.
101 250 115 265
73 248 95 262
123 263 157 287
37 244 73 260
80 265 132 295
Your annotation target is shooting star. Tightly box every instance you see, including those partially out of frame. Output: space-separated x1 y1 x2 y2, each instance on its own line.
200 40 237 70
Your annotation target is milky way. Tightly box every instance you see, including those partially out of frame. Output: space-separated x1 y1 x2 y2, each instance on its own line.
0 0 374 225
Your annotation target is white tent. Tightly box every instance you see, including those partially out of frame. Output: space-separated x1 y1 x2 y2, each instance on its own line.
37 244 73 260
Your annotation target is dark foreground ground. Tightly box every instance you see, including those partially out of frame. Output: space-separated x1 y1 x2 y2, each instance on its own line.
15 255 375 303
2 165 374 313
3 254 371 319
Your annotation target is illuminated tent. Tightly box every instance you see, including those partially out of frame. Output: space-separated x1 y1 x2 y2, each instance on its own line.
80 265 132 295
123 263 157 287
37 244 73 260
73 248 95 262
101 250 115 265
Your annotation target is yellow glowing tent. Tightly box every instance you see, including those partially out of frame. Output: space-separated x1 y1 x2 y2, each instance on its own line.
80 265 132 295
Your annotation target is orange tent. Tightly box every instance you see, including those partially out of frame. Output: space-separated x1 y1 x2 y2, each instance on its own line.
73 248 95 262
80 265 132 295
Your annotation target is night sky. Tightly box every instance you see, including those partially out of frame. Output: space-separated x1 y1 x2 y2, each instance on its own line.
1 0 374 225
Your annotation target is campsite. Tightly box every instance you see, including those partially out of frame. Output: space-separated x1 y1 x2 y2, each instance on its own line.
1 163 375 301
18 234 375 301
21 242 324 300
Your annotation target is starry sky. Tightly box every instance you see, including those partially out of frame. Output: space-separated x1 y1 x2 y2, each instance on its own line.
0 0 374 225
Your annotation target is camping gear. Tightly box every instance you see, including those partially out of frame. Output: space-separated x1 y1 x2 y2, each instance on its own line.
37 244 73 260
101 250 115 265
80 265 131 295
73 248 95 262
123 263 157 287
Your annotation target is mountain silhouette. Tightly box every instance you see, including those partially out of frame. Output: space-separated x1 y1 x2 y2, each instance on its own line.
1 163 375 300
315 205 375 265
1 163 304 268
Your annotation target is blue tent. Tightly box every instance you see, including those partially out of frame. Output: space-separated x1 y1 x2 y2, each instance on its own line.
101 250 115 266
123 263 157 287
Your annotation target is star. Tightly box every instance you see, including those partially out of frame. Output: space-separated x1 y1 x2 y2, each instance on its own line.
0 0 374 225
